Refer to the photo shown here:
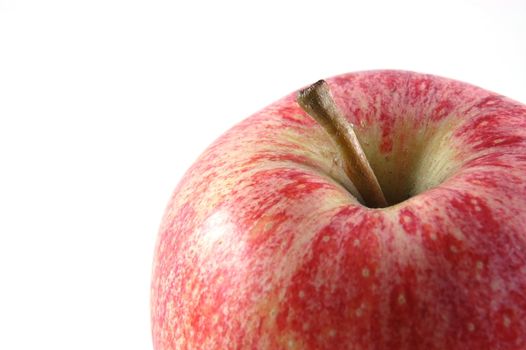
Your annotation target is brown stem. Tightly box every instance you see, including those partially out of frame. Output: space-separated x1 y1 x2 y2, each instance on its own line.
297 80 388 208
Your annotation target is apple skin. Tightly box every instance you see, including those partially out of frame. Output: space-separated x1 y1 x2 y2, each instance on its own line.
151 70 526 349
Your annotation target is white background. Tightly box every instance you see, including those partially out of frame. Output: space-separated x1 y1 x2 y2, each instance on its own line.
1 1 525 349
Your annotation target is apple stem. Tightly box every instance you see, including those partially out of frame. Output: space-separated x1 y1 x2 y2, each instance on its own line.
297 80 388 208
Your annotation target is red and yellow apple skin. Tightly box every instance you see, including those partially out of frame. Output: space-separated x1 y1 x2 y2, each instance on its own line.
151 71 526 349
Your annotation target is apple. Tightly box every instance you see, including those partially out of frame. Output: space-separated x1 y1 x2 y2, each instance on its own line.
151 70 526 349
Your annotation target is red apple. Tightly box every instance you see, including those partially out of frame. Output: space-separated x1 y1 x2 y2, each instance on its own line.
151 70 526 349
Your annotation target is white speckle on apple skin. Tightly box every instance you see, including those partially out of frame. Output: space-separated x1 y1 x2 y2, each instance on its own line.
361 267 370 278
355 307 363 318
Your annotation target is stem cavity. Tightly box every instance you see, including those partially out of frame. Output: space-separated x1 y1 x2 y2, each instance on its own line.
297 80 388 208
